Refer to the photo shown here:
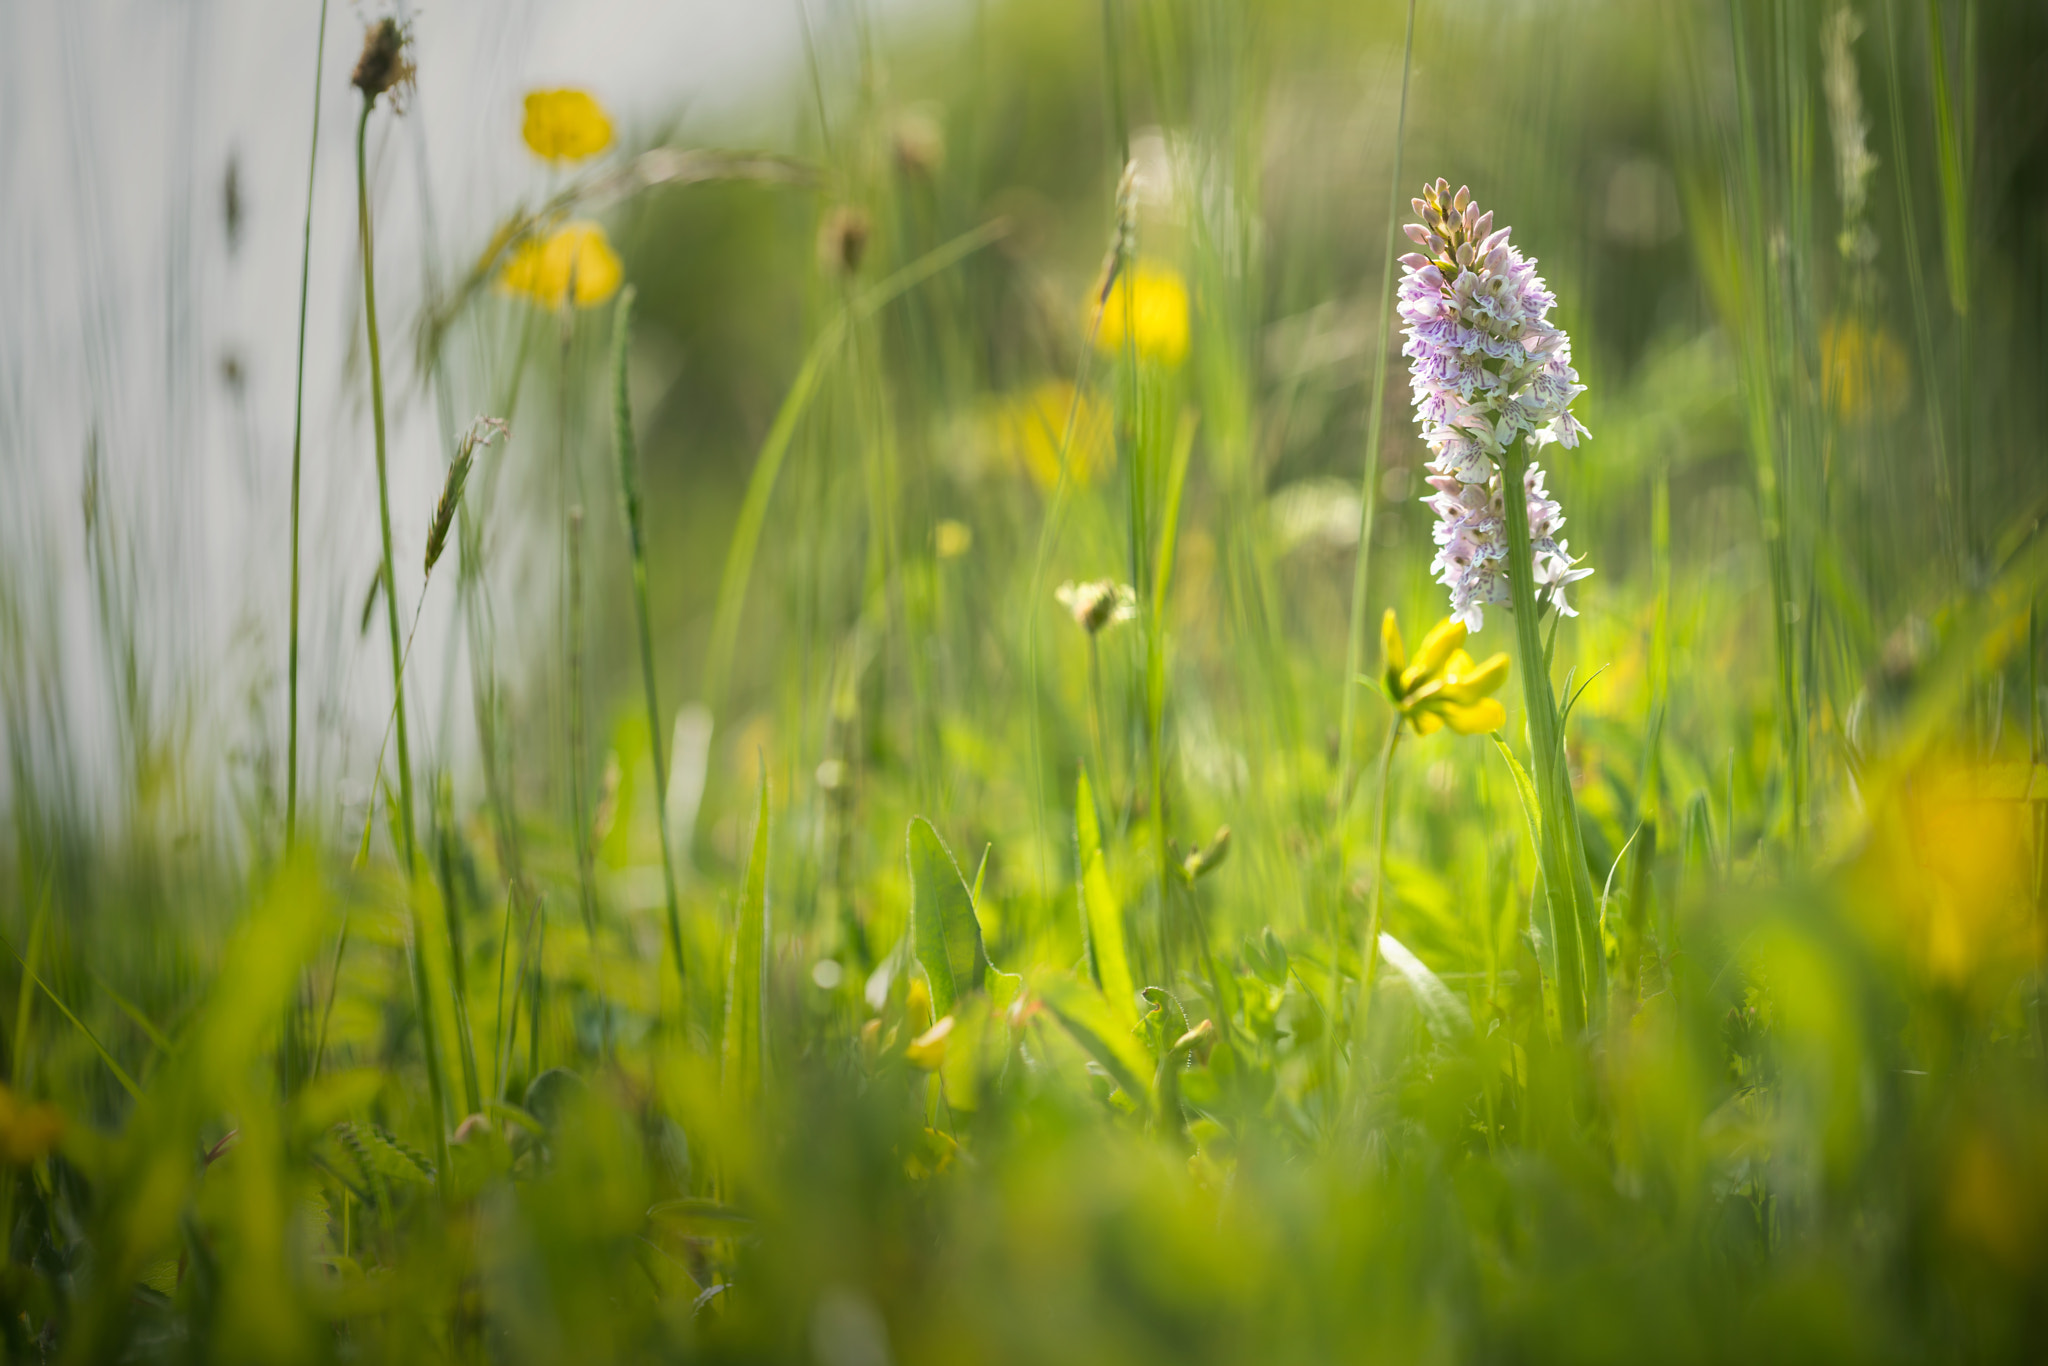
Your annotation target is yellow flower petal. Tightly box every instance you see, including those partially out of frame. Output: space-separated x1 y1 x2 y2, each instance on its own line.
1400 616 1468 694
522 89 614 163
1094 262 1189 366
993 381 1112 490
1437 651 1510 705
496 221 623 310
1439 697 1507 735
905 1015 954 1071
1380 609 1408 696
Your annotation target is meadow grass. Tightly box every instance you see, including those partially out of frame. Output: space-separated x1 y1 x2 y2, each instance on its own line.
3 0 2048 1361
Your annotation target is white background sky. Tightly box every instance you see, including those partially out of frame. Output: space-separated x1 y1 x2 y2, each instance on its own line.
0 0 886 833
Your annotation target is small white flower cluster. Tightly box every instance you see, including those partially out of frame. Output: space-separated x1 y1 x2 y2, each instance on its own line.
1055 580 1138 635
1398 180 1592 632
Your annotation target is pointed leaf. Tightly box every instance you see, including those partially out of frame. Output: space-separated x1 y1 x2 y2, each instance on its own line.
1034 971 1152 1101
907 818 988 1018
1488 734 1559 984
1075 770 1136 1022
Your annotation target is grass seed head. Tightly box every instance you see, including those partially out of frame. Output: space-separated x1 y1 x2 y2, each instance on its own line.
819 206 872 276
423 417 509 580
351 18 415 107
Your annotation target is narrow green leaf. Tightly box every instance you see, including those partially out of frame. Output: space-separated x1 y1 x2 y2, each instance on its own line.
1075 769 1136 1022
0 930 140 1101
721 768 770 1102
703 219 1011 712
1081 856 1146 1015
1034 971 1152 1101
1488 734 1559 993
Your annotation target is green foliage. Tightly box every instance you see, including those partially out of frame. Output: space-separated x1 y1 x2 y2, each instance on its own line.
6 0 2048 1360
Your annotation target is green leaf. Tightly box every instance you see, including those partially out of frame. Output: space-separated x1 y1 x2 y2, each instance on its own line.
703 219 1011 711
1075 769 1136 1023
647 1198 755 1235
938 994 997 1113
1035 971 1153 1101
1488 734 1560 994
907 817 989 1018
338 1121 436 1187
1244 926 1289 987
722 768 770 1102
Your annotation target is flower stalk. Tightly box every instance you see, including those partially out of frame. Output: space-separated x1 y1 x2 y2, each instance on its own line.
353 26 451 1174
284 0 331 850
1397 179 1605 1029
1500 438 1604 1031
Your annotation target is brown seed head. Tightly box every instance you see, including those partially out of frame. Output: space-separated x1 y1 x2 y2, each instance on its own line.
892 109 946 178
351 18 414 105
818 206 871 276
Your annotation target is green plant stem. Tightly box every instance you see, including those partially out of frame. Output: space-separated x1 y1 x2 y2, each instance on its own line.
1354 716 1401 1044
1498 439 1601 1033
357 95 448 1173
611 288 689 998
312 911 351 1078
1335 0 1417 811
10 874 50 1094
566 509 611 1062
284 0 330 850
357 102 418 873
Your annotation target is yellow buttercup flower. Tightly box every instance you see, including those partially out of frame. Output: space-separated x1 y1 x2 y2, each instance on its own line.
1820 316 1908 419
1094 262 1189 366
1379 611 1509 736
992 381 1113 490
522 89 614 162
497 221 623 309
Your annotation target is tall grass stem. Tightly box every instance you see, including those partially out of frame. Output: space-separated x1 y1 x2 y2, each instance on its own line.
357 93 448 1170
610 288 689 996
284 0 331 850
1334 0 1416 813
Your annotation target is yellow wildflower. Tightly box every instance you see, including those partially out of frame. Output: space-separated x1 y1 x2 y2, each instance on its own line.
521 89 614 162
498 221 623 309
1848 754 2043 996
993 381 1112 490
0 1085 62 1165
1094 261 1189 366
1379 611 1509 736
934 519 973 559
1820 316 1909 419
905 1015 953 1071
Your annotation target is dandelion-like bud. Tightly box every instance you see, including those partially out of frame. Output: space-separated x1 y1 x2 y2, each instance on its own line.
819 206 872 276
1399 180 1591 630
1055 580 1138 635
1181 826 1231 883
892 108 946 179
351 18 414 106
